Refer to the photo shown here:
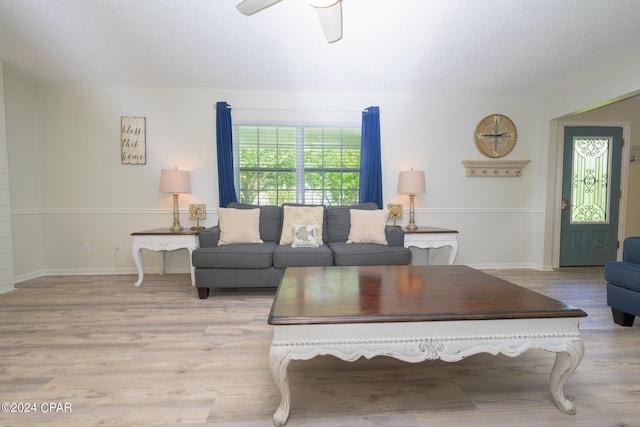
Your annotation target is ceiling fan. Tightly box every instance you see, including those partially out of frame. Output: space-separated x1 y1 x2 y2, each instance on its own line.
236 0 343 43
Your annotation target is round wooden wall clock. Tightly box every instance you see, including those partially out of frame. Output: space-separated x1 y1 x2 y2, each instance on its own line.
474 114 518 158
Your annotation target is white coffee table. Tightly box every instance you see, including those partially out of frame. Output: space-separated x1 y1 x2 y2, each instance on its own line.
268 265 586 426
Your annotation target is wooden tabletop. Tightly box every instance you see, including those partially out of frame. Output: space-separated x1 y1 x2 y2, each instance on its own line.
268 265 587 325
131 228 200 236
403 226 458 234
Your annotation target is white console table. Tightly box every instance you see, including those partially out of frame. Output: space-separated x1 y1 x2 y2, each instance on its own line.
131 228 200 287
403 226 459 265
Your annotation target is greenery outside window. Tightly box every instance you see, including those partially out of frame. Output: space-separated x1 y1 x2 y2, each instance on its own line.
234 125 360 206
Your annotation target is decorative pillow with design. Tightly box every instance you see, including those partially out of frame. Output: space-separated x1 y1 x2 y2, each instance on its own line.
280 205 324 245
347 209 389 245
291 224 320 248
217 207 263 246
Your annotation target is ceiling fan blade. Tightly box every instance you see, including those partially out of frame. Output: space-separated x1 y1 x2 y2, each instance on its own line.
236 0 282 16
314 1 342 43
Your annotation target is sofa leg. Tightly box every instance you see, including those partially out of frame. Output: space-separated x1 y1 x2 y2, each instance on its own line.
612 308 635 327
197 287 210 299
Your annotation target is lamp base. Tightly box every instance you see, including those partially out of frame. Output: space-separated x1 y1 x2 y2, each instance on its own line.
170 193 183 232
405 194 418 231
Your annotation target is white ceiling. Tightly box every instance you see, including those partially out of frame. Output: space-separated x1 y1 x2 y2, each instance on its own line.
1 0 640 96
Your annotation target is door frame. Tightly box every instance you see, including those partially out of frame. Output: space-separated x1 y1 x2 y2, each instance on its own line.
550 120 630 269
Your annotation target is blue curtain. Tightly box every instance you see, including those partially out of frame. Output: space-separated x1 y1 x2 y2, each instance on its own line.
216 102 238 207
359 106 383 208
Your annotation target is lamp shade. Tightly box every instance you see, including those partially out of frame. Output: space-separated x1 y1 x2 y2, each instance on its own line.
397 170 425 195
159 168 191 194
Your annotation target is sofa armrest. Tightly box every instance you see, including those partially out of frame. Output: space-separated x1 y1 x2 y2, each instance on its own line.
623 236 640 264
385 226 405 247
198 225 220 248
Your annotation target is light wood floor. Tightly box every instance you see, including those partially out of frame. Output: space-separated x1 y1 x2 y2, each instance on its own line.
0 268 638 427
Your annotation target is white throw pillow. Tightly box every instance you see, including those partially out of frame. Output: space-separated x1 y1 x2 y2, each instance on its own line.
217 207 263 245
291 224 320 248
347 209 389 245
279 205 324 245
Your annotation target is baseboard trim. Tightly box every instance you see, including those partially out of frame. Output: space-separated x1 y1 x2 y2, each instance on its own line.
0 284 16 294
466 262 540 270
14 263 547 284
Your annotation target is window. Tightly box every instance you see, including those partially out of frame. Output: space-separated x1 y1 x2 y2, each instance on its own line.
233 125 360 206
570 136 612 224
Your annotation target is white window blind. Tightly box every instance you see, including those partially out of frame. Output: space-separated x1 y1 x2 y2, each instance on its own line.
233 125 360 206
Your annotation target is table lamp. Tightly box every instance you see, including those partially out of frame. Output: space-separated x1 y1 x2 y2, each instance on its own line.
160 166 191 232
397 169 426 231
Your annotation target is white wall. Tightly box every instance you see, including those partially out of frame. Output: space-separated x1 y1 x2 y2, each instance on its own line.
0 62 15 293
537 52 640 268
4 50 640 280
5 79 543 280
3 65 44 281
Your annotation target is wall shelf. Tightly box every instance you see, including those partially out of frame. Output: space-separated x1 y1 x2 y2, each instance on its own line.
462 160 531 177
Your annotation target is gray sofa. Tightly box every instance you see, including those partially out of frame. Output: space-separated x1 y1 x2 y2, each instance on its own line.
192 202 411 299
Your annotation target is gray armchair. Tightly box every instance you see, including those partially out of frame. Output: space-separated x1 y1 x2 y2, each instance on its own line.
605 236 640 326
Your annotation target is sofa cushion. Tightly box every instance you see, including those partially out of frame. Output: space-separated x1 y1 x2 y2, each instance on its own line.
605 260 640 292
226 202 282 243
283 203 329 243
347 209 389 245
292 224 320 248
217 207 263 245
280 205 324 246
273 244 334 268
192 242 276 269
326 203 378 243
329 242 411 266
195 267 284 289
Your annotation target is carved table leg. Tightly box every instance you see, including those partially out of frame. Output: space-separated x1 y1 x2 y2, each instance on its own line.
549 339 584 415
188 248 196 286
160 250 167 275
270 346 292 426
446 242 459 264
132 246 144 287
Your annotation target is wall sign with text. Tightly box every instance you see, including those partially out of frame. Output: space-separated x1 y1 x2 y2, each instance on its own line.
121 116 146 165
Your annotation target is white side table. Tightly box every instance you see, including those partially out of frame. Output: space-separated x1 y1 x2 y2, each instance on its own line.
403 226 459 265
131 228 200 287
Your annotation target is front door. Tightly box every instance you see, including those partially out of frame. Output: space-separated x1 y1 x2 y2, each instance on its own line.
560 126 623 266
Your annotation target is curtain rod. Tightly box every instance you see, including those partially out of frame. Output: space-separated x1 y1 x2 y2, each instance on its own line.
212 104 367 113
